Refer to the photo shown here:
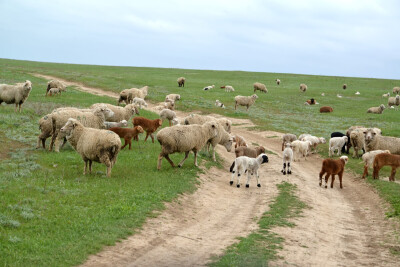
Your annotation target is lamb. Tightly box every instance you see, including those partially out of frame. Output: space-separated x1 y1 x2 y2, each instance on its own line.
305 98 317 105
221 85 235 92
229 154 269 188
132 97 148 109
393 87 400 95
165 94 181 101
118 86 149 105
382 92 390 98
48 87 62 96
234 146 265 158
342 84 347 90
388 95 400 107
171 118 180 126
104 120 128 130
320 106 333 113
90 103 139 122
282 133 297 151
361 150 391 178
291 140 312 161
364 128 400 154
276 79 281 85
177 77 186 87
373 153 400 181
302 135 326 154
319 156 348 189
299 83 307 93
298 134 311 141
156 121 218 169
215 100 225 108
329 136 348 157
281 143 293 175
132 117 163 143
367 104 385 114
60 118 121 177
207 124 233 161
330 132 347 154
0 80 32 112
183 114 232 133
234 135 248 148
253 82 268 93
163 100 175 110
46 80 66 96
159 109 177 126
109 126 144 150
234 94 258 110
203 85 215 91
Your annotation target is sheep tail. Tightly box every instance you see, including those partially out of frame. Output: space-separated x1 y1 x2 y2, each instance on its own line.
229 161 235 172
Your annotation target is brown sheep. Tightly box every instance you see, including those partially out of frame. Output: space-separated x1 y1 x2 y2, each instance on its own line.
320 106 333 113
132 117 163 143
372 153 400 181
109 126 144 150
343 84 347 90
319 156 348 189
234 135 248 148
234 146 266 158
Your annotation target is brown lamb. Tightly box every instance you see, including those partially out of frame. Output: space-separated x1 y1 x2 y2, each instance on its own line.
372 153 400 181
235 146 266 158
306 98 316 105
234 135 247 148
132 117 163 143
109 126 144 150
320 106 333 113
319 156 348 189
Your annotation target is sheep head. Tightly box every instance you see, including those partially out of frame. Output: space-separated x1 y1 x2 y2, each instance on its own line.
258 153 269 164
224 136 234 152
24 80 32 92
135 126 144 133
60 118 80 135
121 120 128 127
363 128 377 142
340 156 349 164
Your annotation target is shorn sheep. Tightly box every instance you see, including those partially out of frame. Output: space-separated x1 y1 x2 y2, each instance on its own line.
234 146 265 158
132 117 163 143
203 85 215 91
388 95 400 107
156 121 218 169
253 82 268 93
320 106 333 113
177 77 186 87
364 128 400 154
234 94 258 110
109 126 144 150
362 150 391 178
393 87 400 95
329 136 348 157
221 85 235 92
0 80 32 112
60 118 121 177
302 135 326 154
367 104 385 114
159 109 177 126
282 133 297 151
46 80 65 96
215 100 225 108
276 79 281 85
373 153 400 181
90 103 139 122
300 83 307 93
281 143 293 175
229 154 269 188
319 156 348 189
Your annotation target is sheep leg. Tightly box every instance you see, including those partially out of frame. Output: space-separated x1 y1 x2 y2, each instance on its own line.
89 161 92 174
245 171 251 188
168 120 171 127
236 169 242 188
100 155 112 177
54 135 63 153
83 159 88 175
15 103 18 112
362 165 368 179
338 172 343 189
178 151 190 168
373 166 381 179
329 147 332 157
331 174 335 188
288 162 292 174
144 132 150 142
319 171 325 187
36 137 42 149
282 162 286 175
212 145 217 162
324 174 330 188
390 167 397 182
49 132 57 151
256 170 261 187
128 138 132 150
193 150 199 167
60 138 67 149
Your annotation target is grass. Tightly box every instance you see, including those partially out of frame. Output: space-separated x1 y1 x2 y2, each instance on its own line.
208 182 307 267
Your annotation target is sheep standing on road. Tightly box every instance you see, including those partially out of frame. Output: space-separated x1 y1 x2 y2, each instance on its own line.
329 136 348 157
234 146 265 158
319 156 348 189
291 140 312 161
229 154 269 188
253 82 268 93
0 80 32 112
281 143 293 175
234 94 258 110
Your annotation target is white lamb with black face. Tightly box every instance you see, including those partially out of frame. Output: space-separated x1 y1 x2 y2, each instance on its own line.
229 154 269 188
281 143 293 175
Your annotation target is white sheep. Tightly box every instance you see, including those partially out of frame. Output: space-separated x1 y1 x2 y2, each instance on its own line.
361 150 391 178
298 134 311 141
60 118 121 177
177 77 186 87
90 103 139 122
165 94 181 101
299 83 307 93
337 94 343 98
48 87 62 96
301 135 326 154
234 94 258 110
281 143 293 175
118 86 148 105
367 104 385 114
0 80 32 112
229 154 269 188
276 79 281 85
355 91 360 95
393 87 400 95
215 100 225 109
46 80 66 96
171 118 181 126
222 85 235 92
388 95 400 107
156 121 218 169
382 92 390 98
253 82 268 93
329 136 348 157
132 97 148 109
159 109 177 126
203 85 215 91
163 100 175 110
291 140 312 161
364 128 400 154
282 133 297 151
104 120 128 130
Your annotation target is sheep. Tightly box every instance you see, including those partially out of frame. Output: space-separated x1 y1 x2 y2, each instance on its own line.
215 100 225 109
346 126 364 154
337 94 343 98
342 84 347 90
60 118 121 177
367 104 385 114
234 146 265 158
171 118 180 126
382 92 390 98
104 120 128 130
355 91 360 95
163 100 175 110
305 98 317 105
282 133 297 151
132 97 148 109
234 94 258 110
177 77 186 87
298 134 311 141
321 93 325 96
118 86 148 105
364 128 400 154
373 153 400 181
234 135 248 148
388 95 400 107
109 126 144 150
291 140 312 161
299 83 307 93
276 79 281 85
48 87 62 96
319 156 348 189
0 80 32 112
183 114 232 133
329 136 348 157
393 87 400 95
159 109 177 126
207 124 233 161
350 128 367 158
156 121 218 169
46 80 66 96
49 106 114 152
361 150 391 178
253 82 268 93
302 135 326 154
132 117 163 143
320 106 333 113
229 154 269 188
37 115 53 149
165 94 181 101
281 143 293 175
221 85 235 92
90 103 139 122
330 132 348 154
203 85 215 91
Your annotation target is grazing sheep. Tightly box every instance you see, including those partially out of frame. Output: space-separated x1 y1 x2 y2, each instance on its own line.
60 118 121 177
215 100 225 108
291 140 312 161
203 85 215 91
109 126 144 150
221 85 235 92
165 94 181 101
90 103 139 122
329 136 348 157
234 94 258 110
159 109 177 126
0 80 32 112
342 84 347 90
253 82 268 93
132 97 148 109
388 95 400 107
393 87 400 95
362 150 391 178
177 77 186 87
302 135 326 154
367 104 385 114
282 133 297 151
320 106 333 113
46 80 65 96
330 132 347 154
382 92 390 98
104 120 128 130
132 117 163 143
207 124 233 161
48 87 62 96
229 154 269 188
281 143 293 175
299 83 307 93
373 153 400 181
234 135 248 148
319 156 348 189
118 86 149 105
156 121 218 169
355 91 360 95
364 128 400 154
37 115 53 149
276 79 281 85
234 146 265 158
183 114 232 133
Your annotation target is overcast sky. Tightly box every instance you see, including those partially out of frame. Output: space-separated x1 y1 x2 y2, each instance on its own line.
1 0 399 79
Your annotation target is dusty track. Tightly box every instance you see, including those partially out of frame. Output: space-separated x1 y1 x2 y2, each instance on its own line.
34 74 399 266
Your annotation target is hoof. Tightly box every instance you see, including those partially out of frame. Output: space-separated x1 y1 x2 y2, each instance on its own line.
237 184 240 188
257 184 261 187
325 185 327 189
229 181 233 185
288 171 292 174
246 184 249 188
283 171 286 175
178 165 181 168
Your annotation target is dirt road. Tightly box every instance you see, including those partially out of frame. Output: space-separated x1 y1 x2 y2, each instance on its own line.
33 74 399 266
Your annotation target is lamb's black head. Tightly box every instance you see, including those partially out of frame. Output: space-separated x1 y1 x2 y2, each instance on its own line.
261 154 269 164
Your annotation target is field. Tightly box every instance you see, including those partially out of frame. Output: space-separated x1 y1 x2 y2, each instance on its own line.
1 58 400 266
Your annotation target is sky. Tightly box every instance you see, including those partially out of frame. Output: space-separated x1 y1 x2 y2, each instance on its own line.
0 0 399 79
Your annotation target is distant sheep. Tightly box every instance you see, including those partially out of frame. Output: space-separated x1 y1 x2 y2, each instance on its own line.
362 150 391 178
388 95 400 107
159 109 177 126
234 146 265 158
373 153 400 181
281 143 293 175
203 85 215 91
234 94 258 110
177 77 186 87
355 91 360 95
319 156 348 189
320 106 333 113
276 79 281 85
133 97 148 109
165 94 181 101
229 154 269 188
221 85 235 92
109 126 144 150
367 104 385 114
393 87 400 95
46 80 66 96
0 80 32 112
253 82 267 93
305 98 317 105
299 83 307 93
342 84 347 90
215 100 225 108
282 133 297 151
382 92 390 98
48 87 62 96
